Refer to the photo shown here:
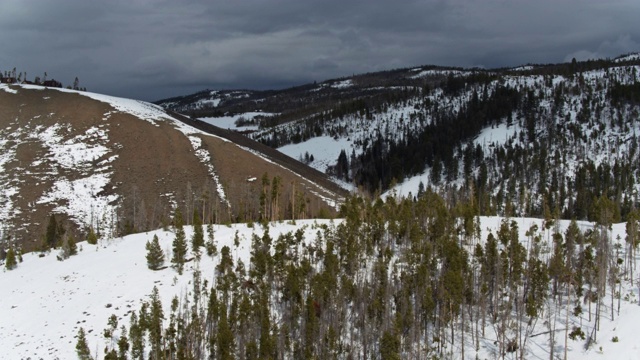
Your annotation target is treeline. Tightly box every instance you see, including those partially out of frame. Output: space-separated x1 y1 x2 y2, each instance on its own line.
1 67 85 90
81 190 640 359
116 172 325 239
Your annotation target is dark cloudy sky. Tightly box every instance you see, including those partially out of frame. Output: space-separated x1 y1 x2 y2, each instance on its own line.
1 0 638 101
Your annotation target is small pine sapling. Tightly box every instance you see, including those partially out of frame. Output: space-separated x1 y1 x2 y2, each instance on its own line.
146 235 165 270
171 209 188 274
206 222 217 257
87 226 98 245
75 327 92 360
5 247 17 270
192 209 204 255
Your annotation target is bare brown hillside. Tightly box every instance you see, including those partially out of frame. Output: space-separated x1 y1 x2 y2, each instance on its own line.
0 84 345 252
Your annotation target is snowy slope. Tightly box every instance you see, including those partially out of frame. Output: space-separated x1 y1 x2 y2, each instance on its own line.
1 217 639 359
0 220 326 359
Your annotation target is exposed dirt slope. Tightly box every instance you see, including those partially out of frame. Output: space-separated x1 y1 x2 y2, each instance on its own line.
0 85 344 251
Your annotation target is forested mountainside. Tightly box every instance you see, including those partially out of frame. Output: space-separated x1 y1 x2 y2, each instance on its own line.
160 54 640 222
0 85 343 252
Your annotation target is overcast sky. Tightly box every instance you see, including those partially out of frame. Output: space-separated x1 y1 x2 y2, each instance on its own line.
1 0 638 101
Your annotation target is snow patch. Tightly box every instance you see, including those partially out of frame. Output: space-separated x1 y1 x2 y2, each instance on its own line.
0 84 18 94
37 173 118 235
187 135 230 208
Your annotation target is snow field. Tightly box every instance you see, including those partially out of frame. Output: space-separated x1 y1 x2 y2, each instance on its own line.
1 216 639 359
0 219 329 359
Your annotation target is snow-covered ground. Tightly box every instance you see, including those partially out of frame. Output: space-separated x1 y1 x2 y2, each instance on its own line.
0 220 327 359
614 53 640 63
410 69 467 79
199 111 276 131
278 135 352 173
1 217 638 359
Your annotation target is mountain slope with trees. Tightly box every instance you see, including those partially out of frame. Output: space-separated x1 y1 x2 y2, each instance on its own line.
160 54 640 223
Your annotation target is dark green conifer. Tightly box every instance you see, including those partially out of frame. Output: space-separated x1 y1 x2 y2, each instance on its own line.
46 214 59 248
87 226 98 245
192 209 204 254
5 247 17 270
117 325 129 360
75 327 92 360
148 286 164 359
68 234 77 256
129 311 145 360
146 235 165 270
380 330 401 360
217 305 235 360
171 209 188 274
205 222 217 257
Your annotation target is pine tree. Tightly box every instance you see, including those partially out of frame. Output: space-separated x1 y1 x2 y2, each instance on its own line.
129 312 145 360
76 327 92 360
192 209 204 254
68 234 78 256
117 325 129 360
217 304 235 360
206 222 217 257
146 235 165 270
46 214 58 249
87 226 98 245
5 247 17 270
380 330 401 360
148 286 164 359
171 209 188 274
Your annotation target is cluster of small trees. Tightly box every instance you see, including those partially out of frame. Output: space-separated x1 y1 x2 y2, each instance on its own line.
1 67 85 90
144 207 213 274
298 151 314 165
84 190 640 359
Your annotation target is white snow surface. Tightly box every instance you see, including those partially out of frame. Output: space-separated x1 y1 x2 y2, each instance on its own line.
0 220 326 359
331 79 353 89
1 217 638 359
0 83 18 94
614 53 640 63
410 69 466 79
278 135 352 172
187 135 230 207
511 65 535 71
474 122 521 149
199 111 276 131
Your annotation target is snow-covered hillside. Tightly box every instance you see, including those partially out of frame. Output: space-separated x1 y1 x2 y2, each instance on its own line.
1 216 639 359
0 220 326 359
239 60 640 219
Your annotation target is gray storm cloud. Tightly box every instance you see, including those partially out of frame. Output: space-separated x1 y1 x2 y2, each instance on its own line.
1 0 638 101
